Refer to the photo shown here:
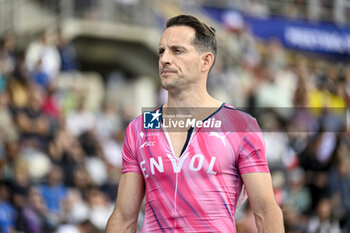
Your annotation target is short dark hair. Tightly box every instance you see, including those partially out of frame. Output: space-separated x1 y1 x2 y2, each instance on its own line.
166 15 217 59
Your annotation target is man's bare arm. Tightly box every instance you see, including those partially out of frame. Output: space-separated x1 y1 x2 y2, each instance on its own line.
106 172 145 233
242 172 284 233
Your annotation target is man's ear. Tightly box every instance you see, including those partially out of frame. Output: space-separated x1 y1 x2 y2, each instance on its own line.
201 52 214 72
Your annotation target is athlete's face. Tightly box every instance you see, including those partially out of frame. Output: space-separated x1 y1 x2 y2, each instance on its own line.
158 26 202 91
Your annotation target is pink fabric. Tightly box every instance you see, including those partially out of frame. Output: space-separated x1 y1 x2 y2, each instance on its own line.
42 96 60 119
122 104 269 233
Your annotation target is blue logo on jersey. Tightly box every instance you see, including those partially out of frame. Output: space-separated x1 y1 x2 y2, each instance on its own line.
143 110 161 129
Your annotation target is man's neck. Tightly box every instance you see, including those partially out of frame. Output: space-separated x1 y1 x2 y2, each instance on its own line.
165 88 221 108
163 88 223 125
160 80 223 131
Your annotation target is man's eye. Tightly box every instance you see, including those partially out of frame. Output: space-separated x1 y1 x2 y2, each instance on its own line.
174 49 181 54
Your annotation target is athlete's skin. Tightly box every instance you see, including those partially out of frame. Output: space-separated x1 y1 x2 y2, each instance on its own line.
106 22 284 233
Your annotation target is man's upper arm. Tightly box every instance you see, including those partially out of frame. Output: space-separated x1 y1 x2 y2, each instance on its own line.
106 118 145 232
117 120 145 218
106 172 145 233
236 117 284 232
241 172 277 212
115 172 145 219
241 172 284 233
238 125 280 223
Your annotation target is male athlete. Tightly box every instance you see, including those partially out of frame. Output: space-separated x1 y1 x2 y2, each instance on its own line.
106 15 284 232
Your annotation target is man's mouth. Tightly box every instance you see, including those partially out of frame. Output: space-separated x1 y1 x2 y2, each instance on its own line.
160 69 177 75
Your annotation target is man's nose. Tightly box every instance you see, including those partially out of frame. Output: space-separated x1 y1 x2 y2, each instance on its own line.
159 50 171 65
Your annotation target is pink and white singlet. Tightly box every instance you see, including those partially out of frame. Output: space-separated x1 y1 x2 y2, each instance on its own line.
122 103 270 233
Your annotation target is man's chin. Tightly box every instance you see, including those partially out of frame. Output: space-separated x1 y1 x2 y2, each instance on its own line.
160 80 177 91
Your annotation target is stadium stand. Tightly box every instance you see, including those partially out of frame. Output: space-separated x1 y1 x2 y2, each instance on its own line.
0 0 349 232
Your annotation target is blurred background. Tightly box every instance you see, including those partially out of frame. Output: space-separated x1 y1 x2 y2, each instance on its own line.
0 0 349 232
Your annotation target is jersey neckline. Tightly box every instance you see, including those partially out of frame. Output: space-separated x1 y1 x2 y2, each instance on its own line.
159 102 226 124
159 102 225 159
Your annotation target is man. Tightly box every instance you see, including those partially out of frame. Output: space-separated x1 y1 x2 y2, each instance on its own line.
106 15 284 232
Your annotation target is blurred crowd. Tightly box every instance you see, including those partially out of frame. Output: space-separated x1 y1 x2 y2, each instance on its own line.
0 14 350 233
209 26 350 233
0 31 131 233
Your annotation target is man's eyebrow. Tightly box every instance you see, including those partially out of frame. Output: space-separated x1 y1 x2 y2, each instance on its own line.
159 43 187 49
158 45 187 53
169 45 187 50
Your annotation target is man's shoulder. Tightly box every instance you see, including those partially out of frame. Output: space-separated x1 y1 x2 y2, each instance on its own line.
217 104 261 133
125 114 143 134
221 104 255 122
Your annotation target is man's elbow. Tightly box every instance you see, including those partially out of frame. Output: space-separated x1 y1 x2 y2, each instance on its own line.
254 203 284 233
106 209 139 233
265 203 283 217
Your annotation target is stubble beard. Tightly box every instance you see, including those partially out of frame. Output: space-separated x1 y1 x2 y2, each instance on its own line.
160 75 185 93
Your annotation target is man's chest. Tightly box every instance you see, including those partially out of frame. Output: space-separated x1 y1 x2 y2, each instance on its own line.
136 131 239 179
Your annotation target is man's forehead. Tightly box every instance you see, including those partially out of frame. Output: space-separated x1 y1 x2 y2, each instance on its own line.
158 26 195 47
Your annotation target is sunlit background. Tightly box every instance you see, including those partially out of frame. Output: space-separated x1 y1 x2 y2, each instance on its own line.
0 0 349 233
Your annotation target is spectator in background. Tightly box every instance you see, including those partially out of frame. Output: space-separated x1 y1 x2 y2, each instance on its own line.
86 188 113 230
66 99 95 137
259 111 290 169
293 66 309 107
13 51 29 81
0 183 16 233
16 87 50 148
9 157 32 232
8 68 30 109
78 129 103 158
305 198 342 233
31 61 50 90
84 151 108 187
39 165 66 211
266 38 287 75
101 128 123 169
282 167 311 232
283 0 305 19
25 30 60 81
308 63 346 110
284 168 311 214
48 127 87 188
57 33 77 72
0 55 7 93
55 220 99 233
18 187 52 233
345 66 350 105
42 86 60 120
3 141 21 180
299 133 332 210
0 91 18 143
47 122 75 165
329 140 350 232
94 100 121 143
243 0 269 17
63 188 89 224
72 165 93 195
0 34 17 75
38 165 67 226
